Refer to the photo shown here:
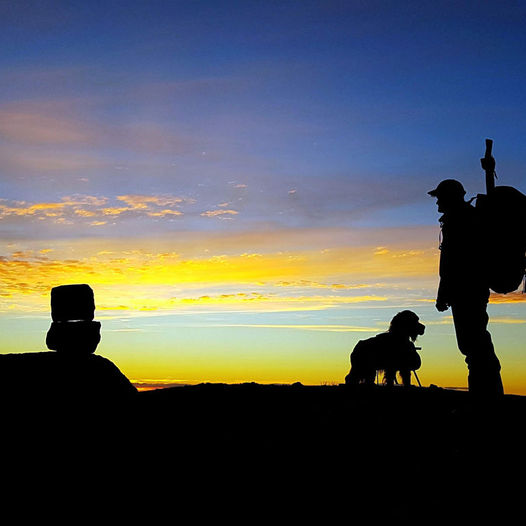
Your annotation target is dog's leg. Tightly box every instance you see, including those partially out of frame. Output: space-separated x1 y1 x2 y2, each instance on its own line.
384 369 396 386
363 368 376 385
345 369 357 385
400 370 411 387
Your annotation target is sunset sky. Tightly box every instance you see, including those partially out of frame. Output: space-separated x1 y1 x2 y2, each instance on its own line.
1 1 526 393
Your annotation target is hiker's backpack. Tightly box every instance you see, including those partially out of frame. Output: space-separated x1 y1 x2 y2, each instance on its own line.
473 139 526 295
475 185 526 294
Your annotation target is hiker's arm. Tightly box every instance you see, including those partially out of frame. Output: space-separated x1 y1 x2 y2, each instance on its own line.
480 156 495 173
436 263 451 312
436 281 450 311
436 239 451 311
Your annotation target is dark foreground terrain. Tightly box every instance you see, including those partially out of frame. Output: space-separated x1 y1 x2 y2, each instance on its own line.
2 383 525 521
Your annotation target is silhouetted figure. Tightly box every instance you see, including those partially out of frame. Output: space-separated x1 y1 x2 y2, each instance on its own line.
0 284 137 407
428 178 504 400
345 310 424 386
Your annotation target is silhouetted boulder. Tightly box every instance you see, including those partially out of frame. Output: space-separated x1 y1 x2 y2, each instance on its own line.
0 284 137 417
0 351 137 406
51 283 95 322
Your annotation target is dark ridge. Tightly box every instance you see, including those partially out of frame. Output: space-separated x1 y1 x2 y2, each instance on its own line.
133 383 524 520
2 382 523 521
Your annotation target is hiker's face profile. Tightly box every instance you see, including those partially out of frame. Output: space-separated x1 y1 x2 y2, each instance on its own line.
436 194 463 213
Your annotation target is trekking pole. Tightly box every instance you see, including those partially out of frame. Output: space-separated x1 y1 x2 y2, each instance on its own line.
413 346 422 387
484 138 496 194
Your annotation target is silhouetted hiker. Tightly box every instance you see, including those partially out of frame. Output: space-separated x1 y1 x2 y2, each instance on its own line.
0 284 137 406
428 178 504 400
345 310 424 386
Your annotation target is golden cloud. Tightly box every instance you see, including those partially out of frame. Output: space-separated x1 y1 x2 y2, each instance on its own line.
101 207 131 216
74 209 97 217
0 201 66 217
275 280 369 290
0 243 398 314
0 225 444 317
490 316 526 324
0 193 191 223
117 194 190 208
200 209 239 218
147 209 183 217
490 292 526 304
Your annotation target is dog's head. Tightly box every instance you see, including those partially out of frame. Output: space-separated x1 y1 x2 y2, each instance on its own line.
389 310 425 342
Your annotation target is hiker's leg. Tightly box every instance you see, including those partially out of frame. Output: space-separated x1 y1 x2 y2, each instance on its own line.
451 300 503 398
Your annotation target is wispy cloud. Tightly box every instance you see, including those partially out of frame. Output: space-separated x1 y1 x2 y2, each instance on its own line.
164 293 388 312
0 193 191 225
275 280 370 290
0 100 201 154
130 379 190 391
117 195 191 209
0 145 106 174
200 209 239 218
490 316 526 324
206 323 379 332
0 238 424 314
490 292 526 304
0 105 91 146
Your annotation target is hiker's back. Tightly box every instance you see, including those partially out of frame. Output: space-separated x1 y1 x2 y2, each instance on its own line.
476 185 526 294
440 202 487 294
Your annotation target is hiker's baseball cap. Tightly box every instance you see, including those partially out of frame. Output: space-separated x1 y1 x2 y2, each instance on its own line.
428 179 466 198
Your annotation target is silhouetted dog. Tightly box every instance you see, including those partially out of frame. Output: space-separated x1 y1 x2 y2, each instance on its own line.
345 310 424 386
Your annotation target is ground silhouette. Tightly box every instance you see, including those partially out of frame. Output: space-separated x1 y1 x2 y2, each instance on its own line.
0 378 524 521
129 382 524 521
